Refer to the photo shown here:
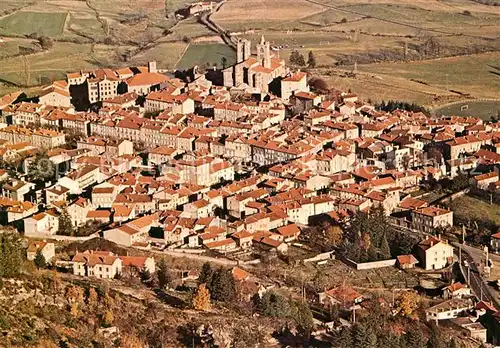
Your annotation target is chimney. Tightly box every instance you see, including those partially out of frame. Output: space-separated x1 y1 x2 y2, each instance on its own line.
430 241 434 247
148 61 157 73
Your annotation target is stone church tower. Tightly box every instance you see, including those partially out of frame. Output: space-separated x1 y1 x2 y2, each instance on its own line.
256 35 271 69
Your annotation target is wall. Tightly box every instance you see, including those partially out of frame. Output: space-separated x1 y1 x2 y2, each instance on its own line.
342 256 396 270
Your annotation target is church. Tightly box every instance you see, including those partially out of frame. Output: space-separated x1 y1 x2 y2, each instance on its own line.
222 36 289 93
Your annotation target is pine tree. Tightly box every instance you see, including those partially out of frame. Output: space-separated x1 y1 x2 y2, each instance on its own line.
379 233 391 260
57 208 73 236
34 249 46 269
297 53 306 66
0 231 23 277
289 50 300 65
209 267 236 302
352 322 377 348
198 262 213 284
334 328 353 348
156 259 171 289
192 283 211 311
404 328 427 348
307 51 317 68
293 301 314 339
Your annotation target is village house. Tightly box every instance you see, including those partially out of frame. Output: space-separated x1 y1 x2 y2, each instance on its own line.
26 241 55 263
103 214 158 246
281 72 309 101
24 210 59 236
425 299 473 321
442 282 472 299
411 206 453 233
71 250 122 279
319 285 364 309
416 236 454 270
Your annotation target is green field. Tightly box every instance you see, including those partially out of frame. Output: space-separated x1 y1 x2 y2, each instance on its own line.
434 100 500 120
357 53 500 101
175 43 236 70
0 11 67 37
452 195 500 226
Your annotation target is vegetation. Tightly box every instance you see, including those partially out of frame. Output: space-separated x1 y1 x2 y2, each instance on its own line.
340 206 418 262
192 284 211 311
0 231 23 277
57 208 73 236
27 151 56 185
175 44 235 70
376 100 428 114
34 249 47 269
0 12 67 37
157 258 172 289
289 50 306 66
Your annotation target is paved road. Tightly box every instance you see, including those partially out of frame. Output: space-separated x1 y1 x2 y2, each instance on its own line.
453 243 499 310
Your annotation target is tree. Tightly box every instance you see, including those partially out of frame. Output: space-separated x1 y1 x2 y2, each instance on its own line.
192 283 211 311
34 249 46 269
451 172 469 192
396 291 420 317
27 151 56 184
209 267 236 302
156 259 172 289
66 286 84 317
307 51 316 68
379 233 391 260
0 231 23 277
87 287 98 309
57 208 73 236
199 262 214 284
120 334 146 348
140 267 152 284
427 322 445 348
254 291 292 318
103 309 114 327
351 322 378 348
293 301 314 338
325 225 343 247
404 327 427 348
289 50 306 66
296 53 306 66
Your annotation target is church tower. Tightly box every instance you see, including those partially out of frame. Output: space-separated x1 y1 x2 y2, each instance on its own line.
256 35 271 68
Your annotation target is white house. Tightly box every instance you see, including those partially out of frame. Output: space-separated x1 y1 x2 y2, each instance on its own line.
26 241 55 263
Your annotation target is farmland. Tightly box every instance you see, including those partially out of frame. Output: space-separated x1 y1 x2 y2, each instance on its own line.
0 11 67 37
175 43 236 70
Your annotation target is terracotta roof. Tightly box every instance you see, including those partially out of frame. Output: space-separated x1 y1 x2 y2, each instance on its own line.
126 72 169 87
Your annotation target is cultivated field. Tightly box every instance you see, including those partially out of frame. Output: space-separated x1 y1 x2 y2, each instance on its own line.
357 53 500 100
175 43 236 70
0 11 67 37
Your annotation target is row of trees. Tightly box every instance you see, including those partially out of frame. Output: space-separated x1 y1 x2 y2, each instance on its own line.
376 100 428 114
289 50 317 68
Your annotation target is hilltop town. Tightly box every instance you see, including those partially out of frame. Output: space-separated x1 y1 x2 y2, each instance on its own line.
0 32 500 347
